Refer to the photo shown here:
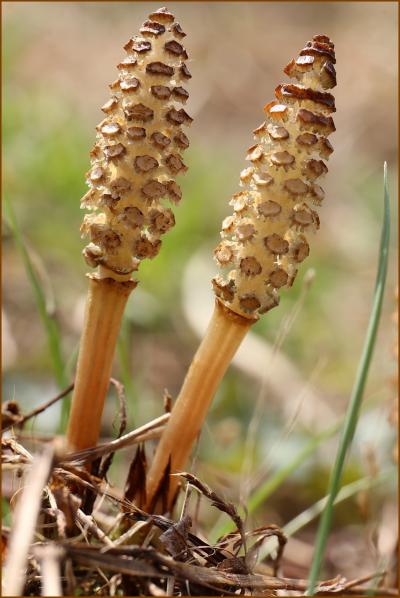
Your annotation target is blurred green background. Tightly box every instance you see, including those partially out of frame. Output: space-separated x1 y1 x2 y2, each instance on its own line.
2 1 398 582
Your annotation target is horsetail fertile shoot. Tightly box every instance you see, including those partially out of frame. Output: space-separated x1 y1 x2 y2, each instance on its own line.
67 7 192 451
145 35 337 512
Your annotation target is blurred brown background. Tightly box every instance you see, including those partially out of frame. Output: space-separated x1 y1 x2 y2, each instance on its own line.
2 0 398 582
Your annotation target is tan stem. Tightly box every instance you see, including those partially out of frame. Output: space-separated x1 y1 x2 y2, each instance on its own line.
144 300 254 512
66 275 135 451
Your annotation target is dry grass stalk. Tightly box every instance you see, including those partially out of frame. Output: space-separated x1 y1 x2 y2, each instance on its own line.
64 412 170 465
3 427 393 595
66 6 191 451
145 34 337 511
58 543 396 596
34 544 65 597
75 509 115 547
2 383 74 434
2 444 55 596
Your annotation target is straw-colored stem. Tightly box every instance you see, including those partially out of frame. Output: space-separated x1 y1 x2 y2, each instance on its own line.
34 545 64 597
144 300 254 512
66 275 135 451
2 445 54 596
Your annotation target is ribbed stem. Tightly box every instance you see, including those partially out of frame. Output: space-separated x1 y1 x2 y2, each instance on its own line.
144 300 253 512
66 276 135 451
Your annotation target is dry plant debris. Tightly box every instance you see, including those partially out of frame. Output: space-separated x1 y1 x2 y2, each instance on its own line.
2 395 396 596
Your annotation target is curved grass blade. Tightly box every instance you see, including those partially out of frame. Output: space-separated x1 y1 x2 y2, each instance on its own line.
307 163 391 594
255 467 394 563
3 197 69 431
284 467 394 539
210 420 341 543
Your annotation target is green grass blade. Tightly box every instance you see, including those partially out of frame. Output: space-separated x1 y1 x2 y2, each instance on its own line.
3 197 70 431
247 424 340 514
256 467 394 563
284 467 394 539
307 163 391 594
210 420 341 543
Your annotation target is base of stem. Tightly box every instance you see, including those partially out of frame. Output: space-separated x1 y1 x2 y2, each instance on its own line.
66 276 136 452
144 300 253 512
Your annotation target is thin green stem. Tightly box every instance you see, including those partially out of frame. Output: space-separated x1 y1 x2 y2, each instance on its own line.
4 197 69 431
307 163 391 594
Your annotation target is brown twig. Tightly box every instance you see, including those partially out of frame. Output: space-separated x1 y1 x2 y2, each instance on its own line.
63 413 170 465
2 383 74 434
60 543 398 596
75 509 114 547
177 472 247 561
340 570 387 591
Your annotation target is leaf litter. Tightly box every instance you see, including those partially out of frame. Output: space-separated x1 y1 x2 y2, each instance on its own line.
2 383 396 596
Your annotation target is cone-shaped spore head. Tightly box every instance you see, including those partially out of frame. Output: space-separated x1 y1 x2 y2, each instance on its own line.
80 7 192 280
212 35 336 319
